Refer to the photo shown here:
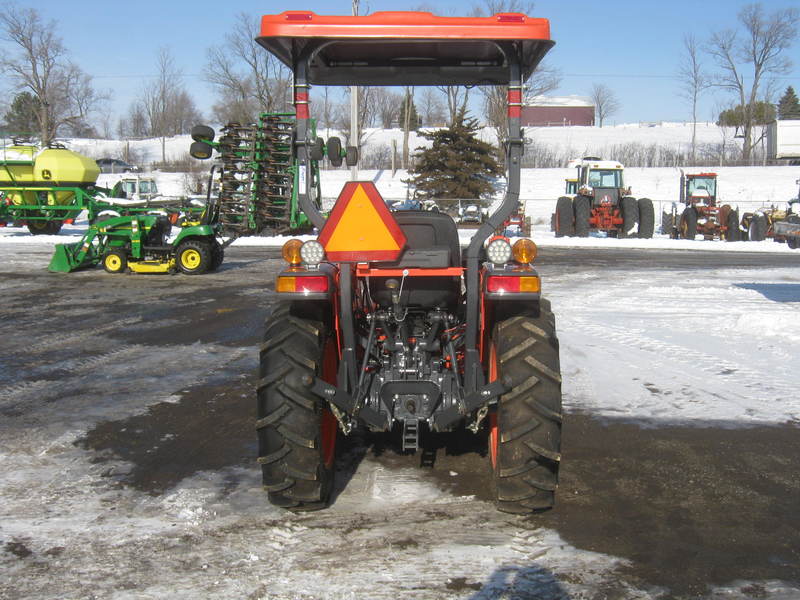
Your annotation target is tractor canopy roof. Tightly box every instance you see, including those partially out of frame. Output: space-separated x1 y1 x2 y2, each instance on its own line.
257 11 553 86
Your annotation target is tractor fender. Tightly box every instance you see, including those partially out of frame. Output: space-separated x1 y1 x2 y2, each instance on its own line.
274 262 338 302
481 265 543 334
173 224 215 245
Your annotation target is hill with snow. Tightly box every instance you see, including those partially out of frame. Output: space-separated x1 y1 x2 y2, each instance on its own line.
56 122 798 221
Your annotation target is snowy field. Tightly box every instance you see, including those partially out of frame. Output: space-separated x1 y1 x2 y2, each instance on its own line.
61 121 799 211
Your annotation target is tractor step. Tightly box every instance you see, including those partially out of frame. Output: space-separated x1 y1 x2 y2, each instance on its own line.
402 418 420 452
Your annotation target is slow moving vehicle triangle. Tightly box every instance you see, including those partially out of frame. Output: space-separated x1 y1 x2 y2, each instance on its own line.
318 181 406 262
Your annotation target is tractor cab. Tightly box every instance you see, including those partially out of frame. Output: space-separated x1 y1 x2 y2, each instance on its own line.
239 10 562 514
573 157 627 205
682 173 718 206
564 178 578 195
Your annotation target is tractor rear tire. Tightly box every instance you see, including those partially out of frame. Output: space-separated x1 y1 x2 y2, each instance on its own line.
573 196 590 237
680 206 698 240
748 214 767 242
619 197 639 239
103 249 127 274
210 242 224 271
555 197 574 238
637 198 655 238
176 239 212 275
661 211 676 237
345 146 359 167
28 220 62 235
490 306 562 514
257 304 337 511
788 237 798 250
725 210 741 242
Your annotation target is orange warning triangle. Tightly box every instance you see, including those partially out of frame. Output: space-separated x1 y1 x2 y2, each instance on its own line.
318 181 406 262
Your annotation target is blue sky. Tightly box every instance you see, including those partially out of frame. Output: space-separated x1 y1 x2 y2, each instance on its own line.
5 0 800 131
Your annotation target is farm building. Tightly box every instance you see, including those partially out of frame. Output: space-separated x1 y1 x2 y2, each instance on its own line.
521 96 595 127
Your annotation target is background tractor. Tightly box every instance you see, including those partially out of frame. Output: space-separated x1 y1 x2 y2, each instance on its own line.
741 179 800 248
48 209 223 274
554 157 654 238
232 10 562 514
662 172 740 241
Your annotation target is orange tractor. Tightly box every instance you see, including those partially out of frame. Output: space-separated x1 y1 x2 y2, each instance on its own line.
216 10 563 513
662 171 741 241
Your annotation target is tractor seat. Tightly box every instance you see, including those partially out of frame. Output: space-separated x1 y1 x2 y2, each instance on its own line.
368 211 461 309
145 216 173 246
388 210 461 269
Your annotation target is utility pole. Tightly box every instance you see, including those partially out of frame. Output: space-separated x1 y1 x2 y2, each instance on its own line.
350 0 359 181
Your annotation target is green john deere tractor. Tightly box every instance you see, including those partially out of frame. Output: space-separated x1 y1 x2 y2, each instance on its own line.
48 211 223 274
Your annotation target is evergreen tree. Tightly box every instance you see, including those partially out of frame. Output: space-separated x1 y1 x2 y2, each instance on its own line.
399 96 420 131
406 109 502 200
777 86 800 120
717 101 776 127
3 92 40 136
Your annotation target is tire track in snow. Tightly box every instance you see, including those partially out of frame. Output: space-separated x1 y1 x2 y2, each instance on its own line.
25 315 144 353
560 313 800 423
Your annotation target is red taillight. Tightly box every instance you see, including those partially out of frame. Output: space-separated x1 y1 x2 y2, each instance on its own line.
276 275 329 293
486 275 540 294
297 276 328 293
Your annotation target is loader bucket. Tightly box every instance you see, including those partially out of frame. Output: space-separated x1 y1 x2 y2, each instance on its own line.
48 242 94 273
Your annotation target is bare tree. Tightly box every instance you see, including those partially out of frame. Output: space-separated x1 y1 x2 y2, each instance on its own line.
118 102 147 138
139 48 200 137
481 63 560 157
402 87 414 168
590 83 621 127
0 6 105 143
119 48 202 146
471 0 559 159
373 88 403 128
333 87 377 148
437 86 470 125
678 33 711 164
204 12 291 124
706 3 799 163
418 87 446 126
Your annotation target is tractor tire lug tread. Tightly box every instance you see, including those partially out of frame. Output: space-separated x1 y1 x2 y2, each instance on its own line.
257 304 335 511
492 306 562 514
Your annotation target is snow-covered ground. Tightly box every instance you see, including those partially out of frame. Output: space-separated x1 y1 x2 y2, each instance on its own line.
1 235 799 598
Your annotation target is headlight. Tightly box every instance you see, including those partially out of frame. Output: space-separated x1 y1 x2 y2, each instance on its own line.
300 240 325 267
486 238 512 266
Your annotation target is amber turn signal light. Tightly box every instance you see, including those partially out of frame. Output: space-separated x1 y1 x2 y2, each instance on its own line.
512 238 537 264
282 239 303 265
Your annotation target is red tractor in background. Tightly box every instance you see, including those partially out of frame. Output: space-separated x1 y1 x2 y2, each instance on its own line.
195 10 563 514
662 171 741 241
554 157 654 238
